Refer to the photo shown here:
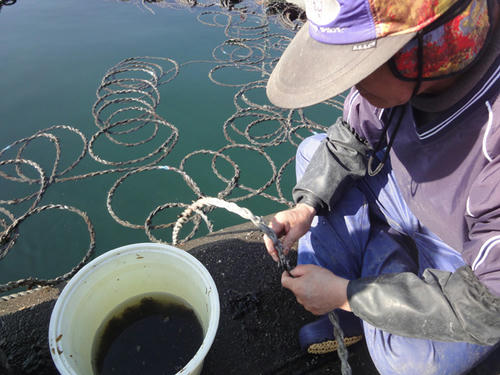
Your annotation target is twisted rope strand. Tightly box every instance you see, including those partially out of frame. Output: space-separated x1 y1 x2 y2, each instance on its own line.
173 197 350 371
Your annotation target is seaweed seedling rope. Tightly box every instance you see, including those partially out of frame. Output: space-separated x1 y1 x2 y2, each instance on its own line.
0 2 344 293
173 197 292 272
173 197 351 374
329 311 352 375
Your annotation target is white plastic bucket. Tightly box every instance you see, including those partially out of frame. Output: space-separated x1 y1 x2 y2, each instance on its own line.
48 242 220 375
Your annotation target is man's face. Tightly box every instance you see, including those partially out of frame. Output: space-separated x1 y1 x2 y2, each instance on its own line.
355 63 416 108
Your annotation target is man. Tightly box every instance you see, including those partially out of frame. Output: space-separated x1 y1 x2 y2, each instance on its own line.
263 0 500 373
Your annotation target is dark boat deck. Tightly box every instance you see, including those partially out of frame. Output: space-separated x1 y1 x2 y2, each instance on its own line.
1 219 499 374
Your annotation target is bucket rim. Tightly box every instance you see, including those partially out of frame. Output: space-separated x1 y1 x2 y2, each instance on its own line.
48 242 220 375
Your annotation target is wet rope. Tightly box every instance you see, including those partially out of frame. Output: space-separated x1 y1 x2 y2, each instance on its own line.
0 2 343 294
329 311 352 375
173 197 351 373
173 196 293 272
0 204 95 293
1 4 351 371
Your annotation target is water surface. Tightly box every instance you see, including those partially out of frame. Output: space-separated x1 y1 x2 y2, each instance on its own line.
0 0 342 291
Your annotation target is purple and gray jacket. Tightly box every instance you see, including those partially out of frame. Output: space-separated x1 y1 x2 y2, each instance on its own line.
346 61 500 298
292 51 500 343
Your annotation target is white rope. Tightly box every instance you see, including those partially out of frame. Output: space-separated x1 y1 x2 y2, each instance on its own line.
173 197 351 373
173 196 291 271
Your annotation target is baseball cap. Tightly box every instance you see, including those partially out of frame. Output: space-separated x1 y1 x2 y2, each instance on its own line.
266 0 460 108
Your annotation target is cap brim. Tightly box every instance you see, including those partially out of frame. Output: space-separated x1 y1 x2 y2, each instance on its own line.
266 21 416 108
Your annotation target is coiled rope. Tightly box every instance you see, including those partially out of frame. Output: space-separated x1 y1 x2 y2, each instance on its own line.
0 1 343 300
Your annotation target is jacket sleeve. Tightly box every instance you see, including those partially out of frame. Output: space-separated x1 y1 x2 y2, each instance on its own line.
336 91 500 345
347 266 500 345
292 89 385 214
292 117 371 215
463 153 500 297
345 115 500 346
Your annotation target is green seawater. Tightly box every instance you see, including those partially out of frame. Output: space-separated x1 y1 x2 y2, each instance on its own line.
0 0 342 289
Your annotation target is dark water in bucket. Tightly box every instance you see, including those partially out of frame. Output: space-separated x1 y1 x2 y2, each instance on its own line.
92 292 203 375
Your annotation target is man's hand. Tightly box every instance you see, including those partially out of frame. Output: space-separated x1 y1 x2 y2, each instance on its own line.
281 264 351 314
263 203 316 262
